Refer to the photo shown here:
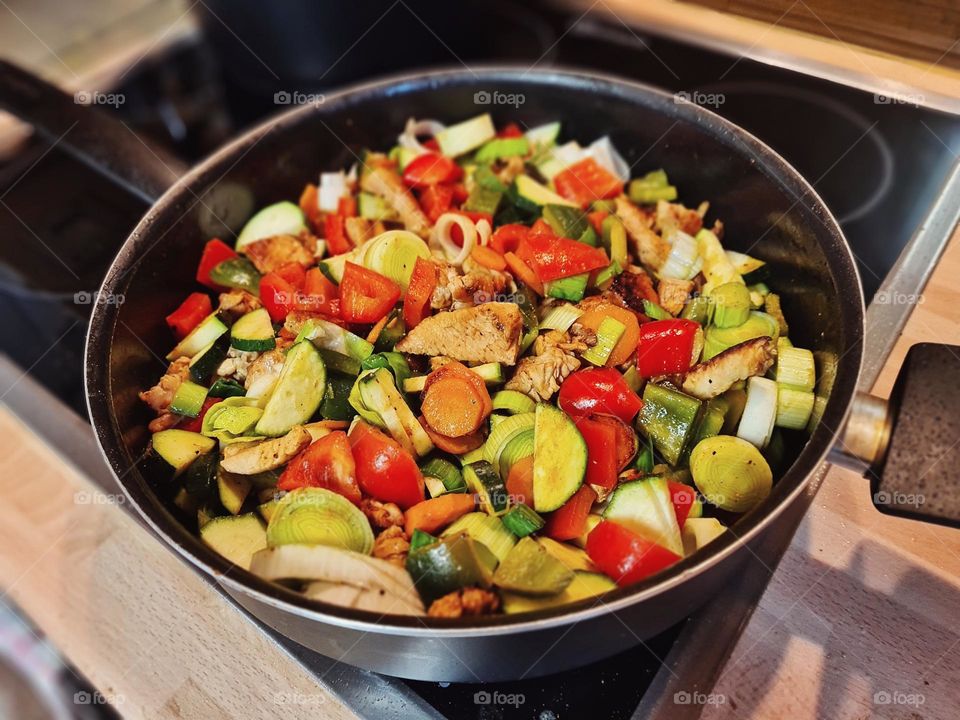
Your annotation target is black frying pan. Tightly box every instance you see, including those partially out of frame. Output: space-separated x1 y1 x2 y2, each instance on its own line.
0 61 952 681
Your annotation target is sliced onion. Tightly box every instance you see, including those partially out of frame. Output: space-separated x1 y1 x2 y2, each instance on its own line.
476 218 492 247
433 212 477 265
551 140 586 168
398 117 446 155
588 136 630 182
318 171 347 212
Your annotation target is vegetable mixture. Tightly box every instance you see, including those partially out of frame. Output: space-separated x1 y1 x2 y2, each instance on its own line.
140 114 821 618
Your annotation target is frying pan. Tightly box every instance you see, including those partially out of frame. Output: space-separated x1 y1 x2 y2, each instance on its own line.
0 61 954 682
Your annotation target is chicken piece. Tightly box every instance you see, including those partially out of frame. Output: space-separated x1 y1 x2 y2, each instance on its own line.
219 426 313 474
611 265 659 313
345 216 377 246
216 347 260 383
615 195 671 270
395 302 523 365
495 155 525 185
430 261 511 310
243 233 314 274
654 200 703 238
681 337 776 399
139 356 191 417
361 498 405 530
217 289 262 324
147 412 181 433
371 525 410 567
504 329 590 402
244 348 285 398
427 587 500 618
360 165 430 236
657 278 695 316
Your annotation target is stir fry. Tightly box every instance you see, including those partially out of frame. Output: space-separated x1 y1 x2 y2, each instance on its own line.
141 114 820 617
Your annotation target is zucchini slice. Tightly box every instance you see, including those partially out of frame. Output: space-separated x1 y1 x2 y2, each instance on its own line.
255 341 327 437
230 308 276 352
217 468 252 515
604 476 684 556
442 512 516 562
236 201 306 251
200 513 267 569
463 460 508 515
532 403 586 512
151 429 216 477
166 313 227 361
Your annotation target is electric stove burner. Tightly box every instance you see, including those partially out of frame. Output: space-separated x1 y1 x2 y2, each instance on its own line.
703 80 895 225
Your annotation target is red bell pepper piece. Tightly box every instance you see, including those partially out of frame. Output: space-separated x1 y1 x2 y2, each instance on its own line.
419 184 455 223
586 520 682 587
178 397 219 432
574 417 619 491
553 157 623 207
402 256 438 330
520 233 609 282
165 292 212 339
296 267 340 317
348 421 425 509
636 319 700 378
587 209 609 235
259 272 297 322
402 153 463 188
277 431 362 505
668 481 697 529
324 213 353 256
558 367 643 424
196 239 238 289
545 484 598 541
337 195 357 218
339 262 400 324
299 184 324 234
274 262 306 290
497 122 524 138
489 223 530 255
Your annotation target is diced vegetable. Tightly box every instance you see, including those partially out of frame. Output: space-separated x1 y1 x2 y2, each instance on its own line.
200 513 267 569
475 136 529 163
689 435 772 512
736 376 778 448
169 380 209 418
405 533 495 604
501 504 545 537
494 537 574 596
545 273 589 302
775 386 815 430
776 346 816 392
576 302 640 367
701 311 778 361
464 460 508 515
585 520 681 586
276 430 361 504
696 228 743 294
532 403 587 512
681 517 727 556
209 257 261 294
420 457 466 494
236 201 307 251
581 315 626 366
266 487 374 554
558 367 643 424
349 421 425 509
166 313 228 361
636 383 701 466
513 174 578 208
554 158 622 207
636 319 700 377
604 476 683 556
710 281 751 328
217 467 251 515
443 512 516 562
491 390 537 416
436 114 496 157
255 341 326 437
166 293 213 339
339 262 401 324
404 494 476 537
230 307 276 352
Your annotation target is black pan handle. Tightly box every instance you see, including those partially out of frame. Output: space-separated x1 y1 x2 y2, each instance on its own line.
829 342 960 528
0 59 187 204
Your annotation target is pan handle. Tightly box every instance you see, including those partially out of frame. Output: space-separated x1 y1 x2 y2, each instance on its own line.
828 342 960 528
0 60 186 204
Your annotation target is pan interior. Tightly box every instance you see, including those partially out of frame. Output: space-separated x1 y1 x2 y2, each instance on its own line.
87 69 862 630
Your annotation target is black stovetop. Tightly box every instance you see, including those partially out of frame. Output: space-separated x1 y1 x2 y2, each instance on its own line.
0 12 957 720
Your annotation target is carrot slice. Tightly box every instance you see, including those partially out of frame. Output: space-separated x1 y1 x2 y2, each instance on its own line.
404 494 476 537
423 361 492 417
471 245 507 271
505 455 534 507
504 251 544 296
577 302 641 367
422 376 487 437
419 417 486 454
366 313 390 343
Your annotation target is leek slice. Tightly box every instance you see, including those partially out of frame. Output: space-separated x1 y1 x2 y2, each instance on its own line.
689 435 772 512
362 230 431 291
581 316 626 366
736 376 778 448
702 311 778 361
600 215 629 269
775 386 815 430
483 412 536 469
697 228 743 294
659 230 700 280
710 281 751 328
266 487 374 554
775 346 816 391
491 390 537 416
443 512 516 562
436 113 495 156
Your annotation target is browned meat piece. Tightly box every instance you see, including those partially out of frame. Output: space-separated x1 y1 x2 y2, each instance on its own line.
217 289 262 324
361 498 405 530
345 216 377 246
244 348 285 398
139 356 190 415
504 328 593 402
360 165 430 236
219 426 313 474
395 302 523 365
615 195 671 270
371 525 410 567
654 200 703 237
495 156 525 185
657 278 695 316
682 337 776 399
216 347 260 383
431 261 511 310
243 234 314 273
148 412 181 433
427 587 500 618
611 265 659 312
